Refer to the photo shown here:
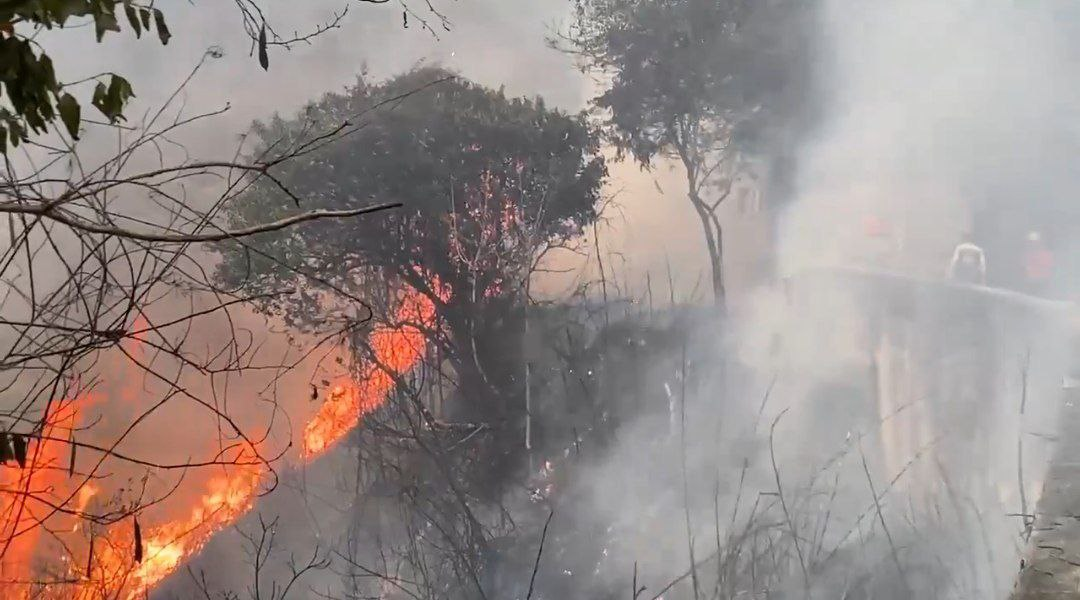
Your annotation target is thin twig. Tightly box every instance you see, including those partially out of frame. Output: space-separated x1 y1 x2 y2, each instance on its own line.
858 439 909 595
1018 348 1033 540
769 407 809 597
526 510 554 600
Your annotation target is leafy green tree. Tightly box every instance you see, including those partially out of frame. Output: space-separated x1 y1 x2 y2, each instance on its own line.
558 0 811 307
0 0 160 150
0 0 441 153
214 66 606 461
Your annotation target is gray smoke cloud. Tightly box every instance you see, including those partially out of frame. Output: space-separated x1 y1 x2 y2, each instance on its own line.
564 1 1080 598
17 1 1080 598
779 0 1080 278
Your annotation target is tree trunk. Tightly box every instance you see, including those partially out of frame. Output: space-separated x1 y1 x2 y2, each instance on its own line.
678 141 727 310
440 302 527 499
689 190 726 310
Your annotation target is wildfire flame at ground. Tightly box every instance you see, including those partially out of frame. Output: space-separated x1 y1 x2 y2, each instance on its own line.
66 446 265 600
0 287 436 598
303 288 437 458
0 397 81 596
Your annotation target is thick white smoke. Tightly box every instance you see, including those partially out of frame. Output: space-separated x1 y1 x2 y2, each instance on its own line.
779 0 1080 279
571 2 1080 598
759 0 1080 595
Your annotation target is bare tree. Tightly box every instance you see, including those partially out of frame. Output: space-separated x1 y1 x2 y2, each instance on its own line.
0 52 424 598
555 0 813 308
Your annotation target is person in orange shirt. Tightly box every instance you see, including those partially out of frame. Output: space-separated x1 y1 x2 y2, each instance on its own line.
862 214 895 270
1024 231 1054 297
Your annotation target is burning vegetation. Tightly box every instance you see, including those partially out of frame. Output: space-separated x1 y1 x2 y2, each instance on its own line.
303 288 437 458
6 0 1071 598
0 284 436 599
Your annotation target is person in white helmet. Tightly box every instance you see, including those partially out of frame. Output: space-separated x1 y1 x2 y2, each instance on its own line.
947 232 986 285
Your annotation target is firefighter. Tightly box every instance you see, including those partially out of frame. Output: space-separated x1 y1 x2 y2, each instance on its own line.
1023 231 1054 297
863 214 894 270
947 233 986 285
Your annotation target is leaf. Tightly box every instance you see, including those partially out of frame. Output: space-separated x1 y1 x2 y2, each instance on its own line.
152 9 170 45
24 106 46 134
0 125 6 156
0 432 12 464
257 23 268 70
6 120 23 148
91 81 108 117
124 2 141 38
133 515 143 563
92 76 134 123
139 7 151 31
109 75 135 105
87 536 95 577
57 93 80 139
12 434 26 469
93 10 120 43
39 49 58 89
68 435 76 477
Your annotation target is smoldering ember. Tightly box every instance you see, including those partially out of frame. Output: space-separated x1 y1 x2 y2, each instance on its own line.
2 1 1080 599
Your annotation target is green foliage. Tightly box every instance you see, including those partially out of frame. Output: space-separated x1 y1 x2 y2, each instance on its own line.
89 70 134 122
215 66 607 333
562 0 815 304
0 0 168 151
564 0 808 165
564 0 737 164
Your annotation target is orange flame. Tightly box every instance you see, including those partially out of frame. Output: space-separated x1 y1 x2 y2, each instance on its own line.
0 286 437 599
71 484 98 532
129 314 149 349
303 287 437 458
0 396 85 598
77 445 265 599
0 406 265 599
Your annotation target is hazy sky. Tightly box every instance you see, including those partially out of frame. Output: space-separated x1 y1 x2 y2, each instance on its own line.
40 0 1080 304
39 0 716 300
45 1 584 150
